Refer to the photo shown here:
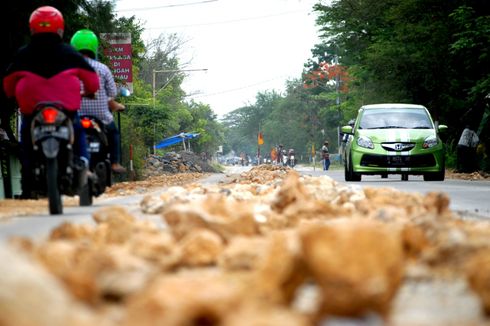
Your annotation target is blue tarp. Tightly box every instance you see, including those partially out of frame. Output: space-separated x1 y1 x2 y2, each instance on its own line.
155 132 200 149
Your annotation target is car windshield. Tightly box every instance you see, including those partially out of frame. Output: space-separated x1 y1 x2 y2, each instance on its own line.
358 108 433 130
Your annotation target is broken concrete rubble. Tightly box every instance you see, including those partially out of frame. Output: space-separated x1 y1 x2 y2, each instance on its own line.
1 165 490 325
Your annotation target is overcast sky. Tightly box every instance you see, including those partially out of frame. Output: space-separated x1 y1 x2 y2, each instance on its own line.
115 0 321 117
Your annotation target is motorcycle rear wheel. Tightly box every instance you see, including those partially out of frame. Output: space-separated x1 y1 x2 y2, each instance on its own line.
46 157 63 214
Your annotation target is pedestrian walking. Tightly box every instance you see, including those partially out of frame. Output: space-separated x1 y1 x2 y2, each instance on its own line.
322 141 330 171
457 125 479 173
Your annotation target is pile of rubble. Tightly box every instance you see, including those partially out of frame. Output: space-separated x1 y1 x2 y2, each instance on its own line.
446 169 490 180
2 165 490 325
144 152 218 177
103 173 207 197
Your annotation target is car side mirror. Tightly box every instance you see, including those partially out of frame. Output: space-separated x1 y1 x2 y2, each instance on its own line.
438 125 448 132
341 125 353 134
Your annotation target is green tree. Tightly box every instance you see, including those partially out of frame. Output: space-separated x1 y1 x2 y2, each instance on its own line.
311 0 490 169
222 90 283 157
221 79 341 162
182 101 224 156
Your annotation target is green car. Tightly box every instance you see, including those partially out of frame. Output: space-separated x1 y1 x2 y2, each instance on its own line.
341 104 447 181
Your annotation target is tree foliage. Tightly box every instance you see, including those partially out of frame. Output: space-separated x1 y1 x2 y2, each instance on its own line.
305 0 490 170
222 81 338 160
224 0 489 171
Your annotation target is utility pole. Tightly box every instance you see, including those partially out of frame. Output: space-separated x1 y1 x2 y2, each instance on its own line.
334 53 341 152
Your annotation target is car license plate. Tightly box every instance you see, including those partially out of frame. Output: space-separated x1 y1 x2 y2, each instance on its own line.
388 156 407 166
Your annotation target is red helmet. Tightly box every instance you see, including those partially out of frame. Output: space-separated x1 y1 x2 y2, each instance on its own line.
29 6 64 37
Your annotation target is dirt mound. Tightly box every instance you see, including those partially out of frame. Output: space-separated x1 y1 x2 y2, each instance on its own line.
144 151 219 177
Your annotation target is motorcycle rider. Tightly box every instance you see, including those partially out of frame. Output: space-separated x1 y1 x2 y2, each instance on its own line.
2 6 100 199
277 144 284 165
70 29 126 173
287 148 295 167
270 146 278 164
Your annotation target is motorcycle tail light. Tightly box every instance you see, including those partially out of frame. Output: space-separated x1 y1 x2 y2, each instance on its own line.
81 117 92 129
41 107 58 124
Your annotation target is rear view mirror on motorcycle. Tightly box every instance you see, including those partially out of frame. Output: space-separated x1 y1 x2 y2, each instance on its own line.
119 87 130 97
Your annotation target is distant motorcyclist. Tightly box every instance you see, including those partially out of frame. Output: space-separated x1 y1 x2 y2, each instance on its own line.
277 144 284 165
70 29 126 173
270 147 278 164
2 6 99 198
287 148 296 167
240 152 246 166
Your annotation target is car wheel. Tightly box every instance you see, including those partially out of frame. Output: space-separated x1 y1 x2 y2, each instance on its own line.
344 161 351 181
345 154 361 182
424 169 445 181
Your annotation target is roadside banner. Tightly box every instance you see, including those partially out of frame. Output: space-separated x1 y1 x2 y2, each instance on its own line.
258 132 264 145
100 33 133 93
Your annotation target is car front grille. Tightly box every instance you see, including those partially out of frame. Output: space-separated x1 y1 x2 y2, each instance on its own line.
360 154 436 168
381 142 415 151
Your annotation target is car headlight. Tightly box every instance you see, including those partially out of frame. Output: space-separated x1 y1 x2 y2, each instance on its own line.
423 135 438 148
357 136 374 149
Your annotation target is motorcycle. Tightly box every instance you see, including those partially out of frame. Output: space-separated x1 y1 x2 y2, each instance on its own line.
78 115 111 206
78 87 129 205
287 149 296 167
30 102 87 214
281 149 288 166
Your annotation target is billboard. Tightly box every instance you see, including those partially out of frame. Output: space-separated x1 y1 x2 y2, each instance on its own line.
100 33 133 93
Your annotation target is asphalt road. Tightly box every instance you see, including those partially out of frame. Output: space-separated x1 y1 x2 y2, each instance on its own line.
0 171 227 241
1 165 489 241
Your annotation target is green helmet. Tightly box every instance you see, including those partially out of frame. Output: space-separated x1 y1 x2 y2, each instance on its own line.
70 29 99 57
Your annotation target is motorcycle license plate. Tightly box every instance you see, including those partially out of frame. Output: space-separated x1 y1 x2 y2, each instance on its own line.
40 125 56 132
33 125 69 141
88 142 101 153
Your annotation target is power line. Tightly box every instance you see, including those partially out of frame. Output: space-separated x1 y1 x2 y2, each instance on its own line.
117 0 218 12
190 76 288 99
147 9 307 30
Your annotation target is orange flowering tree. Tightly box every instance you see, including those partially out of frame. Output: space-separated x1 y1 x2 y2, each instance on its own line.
303 62 350 93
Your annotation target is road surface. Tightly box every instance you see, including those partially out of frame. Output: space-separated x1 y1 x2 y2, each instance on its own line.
0 165 489 241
